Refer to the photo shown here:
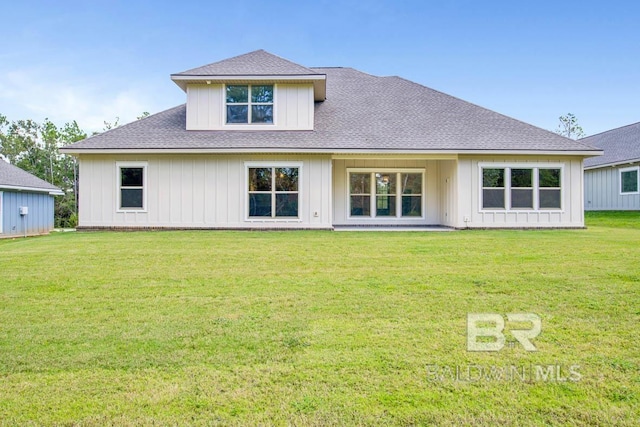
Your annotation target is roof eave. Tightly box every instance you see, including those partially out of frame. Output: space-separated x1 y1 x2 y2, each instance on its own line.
170 74 327 101
60 147 604 156
0 184 64 195
584 157 640 170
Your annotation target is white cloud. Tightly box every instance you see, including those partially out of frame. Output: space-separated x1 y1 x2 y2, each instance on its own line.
0 67 156 133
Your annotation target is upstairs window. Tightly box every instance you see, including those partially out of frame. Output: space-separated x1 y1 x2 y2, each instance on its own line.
620 166 639 195
226 85 274 124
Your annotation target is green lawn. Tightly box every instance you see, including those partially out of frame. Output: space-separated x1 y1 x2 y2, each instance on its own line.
1 212 639 426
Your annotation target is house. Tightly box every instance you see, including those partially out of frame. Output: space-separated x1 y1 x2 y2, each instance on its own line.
581 122 640 211
60 50 601 230
0 160 64 237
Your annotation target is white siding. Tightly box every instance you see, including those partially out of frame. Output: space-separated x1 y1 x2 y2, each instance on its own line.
78 154 332 229
185 83 314 131
438 160 457 227
585 163 640 210
186 84 223 130
456 155 585 228
276 84 314 129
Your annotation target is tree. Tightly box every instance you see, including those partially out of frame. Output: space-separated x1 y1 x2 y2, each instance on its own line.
137 111 150 120
1 112 148 227
555 113 585 139
0 115 88 228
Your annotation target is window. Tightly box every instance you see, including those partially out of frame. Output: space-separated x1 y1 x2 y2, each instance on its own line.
349 170 423 218
620 166 639 194
481 165 562 210
248 166 299 218
117 162 147 211
350 173 371 216
539 169 561 208
511 169 533 209
226 85 274 124
482 168 505 209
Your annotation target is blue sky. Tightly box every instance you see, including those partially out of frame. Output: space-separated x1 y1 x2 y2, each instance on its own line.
0 0 638 135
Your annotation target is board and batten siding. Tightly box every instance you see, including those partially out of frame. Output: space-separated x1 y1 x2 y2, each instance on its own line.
0 191 54 237
77 154 332 229
584 164 640 210
455 155 585 228
186 83 314 130
438 160 458 227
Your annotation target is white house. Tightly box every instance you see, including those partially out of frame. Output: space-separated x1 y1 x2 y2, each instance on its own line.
61 50 601 230
582 122 640 211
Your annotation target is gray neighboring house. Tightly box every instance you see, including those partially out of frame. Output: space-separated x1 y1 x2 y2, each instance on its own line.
61 50 602 230
582 122 640 211
0 160 64 237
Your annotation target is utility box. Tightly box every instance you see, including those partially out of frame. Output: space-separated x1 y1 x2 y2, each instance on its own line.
19 206 28 216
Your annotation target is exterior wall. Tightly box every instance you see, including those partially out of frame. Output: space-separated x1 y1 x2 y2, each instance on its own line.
77 154 332 229
0 190 55 237
332 158 440 225
585 163 640 210
455 155 585 228
186 83 314 131
438 160 458 227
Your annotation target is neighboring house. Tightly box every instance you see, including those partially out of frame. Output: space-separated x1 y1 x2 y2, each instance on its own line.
61 50 601 230
581 122 640 211
0 160 64 237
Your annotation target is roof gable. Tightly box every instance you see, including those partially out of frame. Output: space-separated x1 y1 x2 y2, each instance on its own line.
582 122 640 168
171 50 326 100
0 161 63 194
172 49 321 77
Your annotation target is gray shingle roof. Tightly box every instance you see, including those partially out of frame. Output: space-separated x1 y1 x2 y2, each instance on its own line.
173 49 321 76
64 56 601 153
0 160 63 194
581 122 640 168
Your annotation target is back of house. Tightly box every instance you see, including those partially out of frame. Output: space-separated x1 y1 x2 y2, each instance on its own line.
61 50 602 230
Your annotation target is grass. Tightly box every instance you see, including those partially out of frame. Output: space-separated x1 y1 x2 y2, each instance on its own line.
0 212 639 425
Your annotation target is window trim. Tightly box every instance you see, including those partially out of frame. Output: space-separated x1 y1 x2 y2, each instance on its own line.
225 84 275 125
244 161 302 222
0 191 3 234
116 161 148 213
478 163 564 212
619 166 640 195
346 168 426 220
